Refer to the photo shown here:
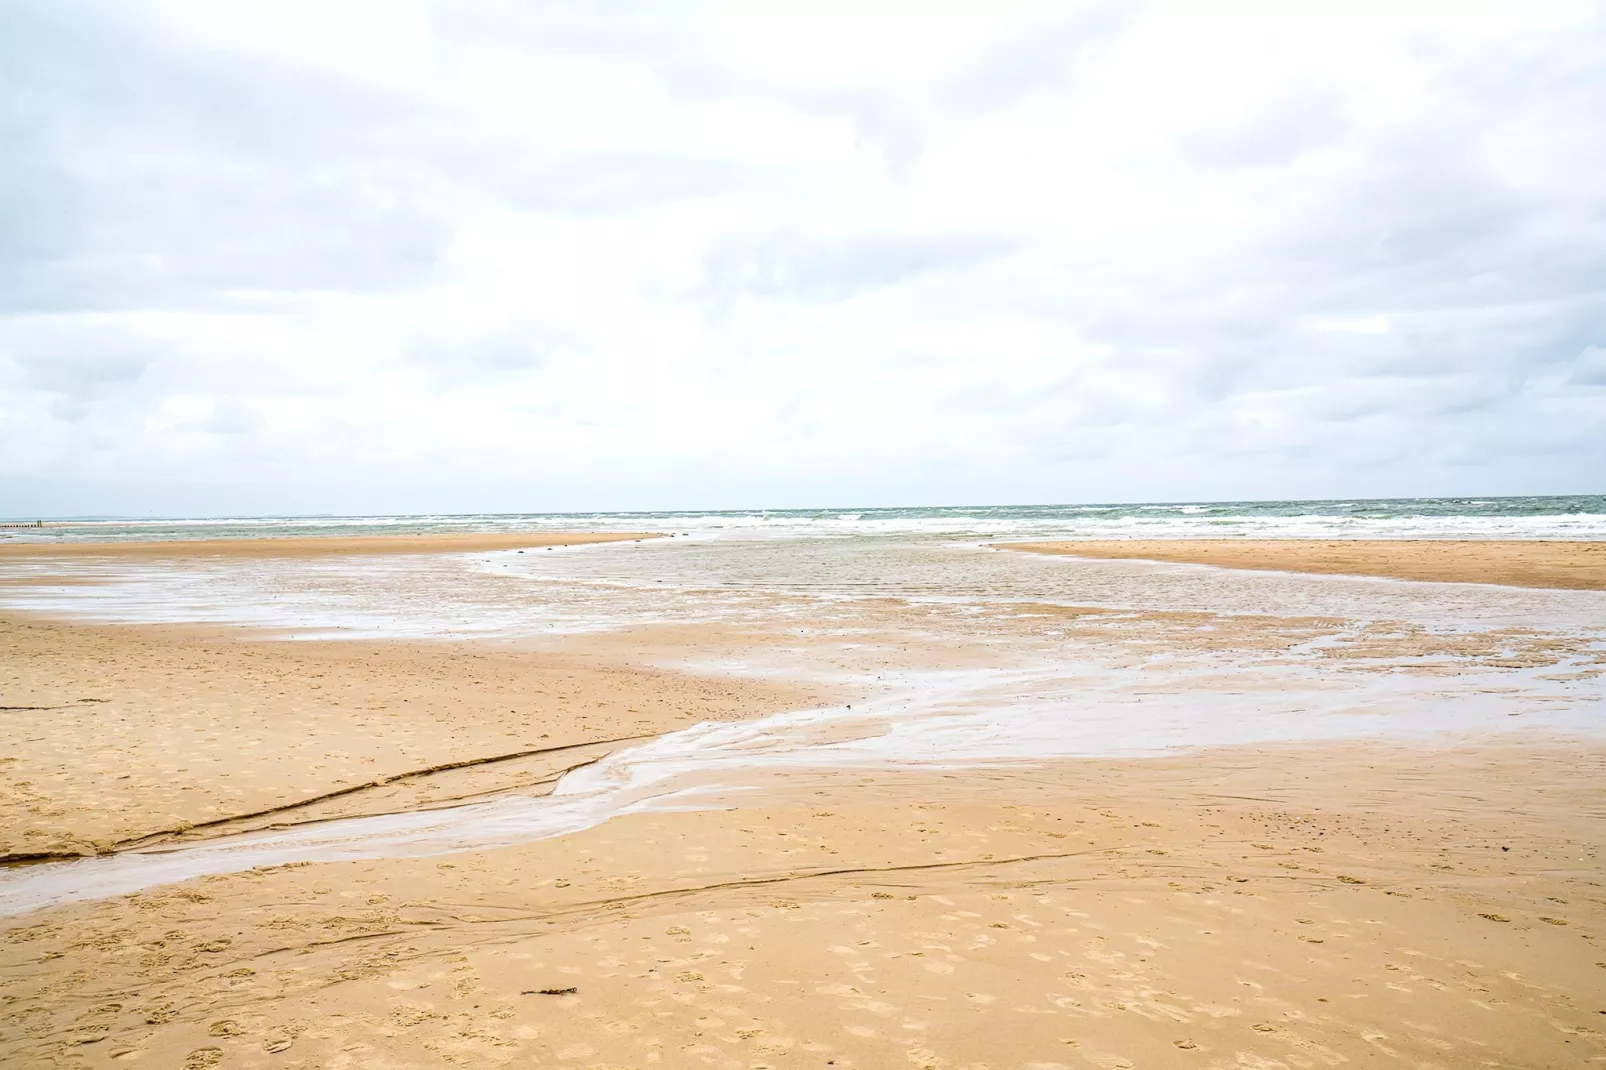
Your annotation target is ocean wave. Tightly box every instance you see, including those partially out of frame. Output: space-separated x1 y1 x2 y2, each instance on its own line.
6 496 1605 545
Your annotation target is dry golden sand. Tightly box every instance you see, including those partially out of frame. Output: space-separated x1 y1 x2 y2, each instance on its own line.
3 537 1605 1068
1003 539 1606 590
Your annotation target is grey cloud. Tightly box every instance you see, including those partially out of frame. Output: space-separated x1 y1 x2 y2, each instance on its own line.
0 1 450 313
438 1 695 68
406 325 582 386
485 152 762 216
1263 143 1543 312
938 3 1133 113
788 89 927 175
701 231 1016 306
197 398 262 436
762 6 1134 174
471 8 930 174
1272 37 1606 318
8 348 149 400
1570 346 1606 385
1184 85 1349 169
0 1 817 317
1443 15 1606 123
0 322 157 403
839 94 924 175
1042 19 1606 433
0 309 363 422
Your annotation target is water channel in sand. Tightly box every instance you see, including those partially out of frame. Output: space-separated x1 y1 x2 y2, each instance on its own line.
2 527 1603 915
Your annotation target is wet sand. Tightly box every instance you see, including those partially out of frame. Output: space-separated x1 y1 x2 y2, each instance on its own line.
3 537 1604 1067
0 614 823 863
0 531 659 559
3 735 1601 1068
1004 538 1606 590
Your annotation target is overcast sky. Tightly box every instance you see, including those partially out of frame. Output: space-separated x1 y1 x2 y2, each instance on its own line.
2 0 1603 516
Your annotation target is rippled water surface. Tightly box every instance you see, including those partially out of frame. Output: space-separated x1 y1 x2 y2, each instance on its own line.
6 494 1606 544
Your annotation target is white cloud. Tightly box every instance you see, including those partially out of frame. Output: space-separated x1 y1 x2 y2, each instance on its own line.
1 0 1602 515
1312 316 1390 334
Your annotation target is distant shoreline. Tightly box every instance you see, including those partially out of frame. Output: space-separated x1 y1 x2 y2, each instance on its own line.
1001 538 1606 591
0 531 661 558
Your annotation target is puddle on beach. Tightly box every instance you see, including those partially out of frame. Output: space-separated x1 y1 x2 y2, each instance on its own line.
2 533 1602 916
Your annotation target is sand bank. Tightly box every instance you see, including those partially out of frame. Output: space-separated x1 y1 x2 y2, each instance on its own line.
1004 537 1606 589
3 739 1600 1068
0 614 823 862
0 530 658 559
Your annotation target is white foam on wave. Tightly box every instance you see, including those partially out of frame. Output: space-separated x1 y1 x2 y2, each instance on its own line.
10 498 1606 546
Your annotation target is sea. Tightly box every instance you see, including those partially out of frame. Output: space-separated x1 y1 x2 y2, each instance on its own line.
5 494 1606 544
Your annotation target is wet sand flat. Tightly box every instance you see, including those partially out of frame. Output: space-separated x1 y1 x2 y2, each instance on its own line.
0 531 659 559
2 741 1601 1068
0 614 823 862
1004 538 1606 590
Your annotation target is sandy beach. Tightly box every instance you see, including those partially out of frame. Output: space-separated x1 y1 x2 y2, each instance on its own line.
0 613 822 864
12 0 1603 1062
1003 538 1606 590
2 532 1603 1068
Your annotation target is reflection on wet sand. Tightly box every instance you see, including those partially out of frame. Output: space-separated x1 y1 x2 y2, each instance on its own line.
1 531 1603 1067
